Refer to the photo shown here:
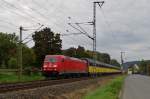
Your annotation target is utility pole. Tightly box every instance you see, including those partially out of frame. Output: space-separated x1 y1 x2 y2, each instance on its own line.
93 2 96 61
18 26 23 80
17 24 43 80
67 1 104 63
92 1 104 77
121 51 125 70
93 1 104 63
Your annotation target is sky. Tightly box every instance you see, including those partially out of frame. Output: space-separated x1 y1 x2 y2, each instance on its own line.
0 0 150 63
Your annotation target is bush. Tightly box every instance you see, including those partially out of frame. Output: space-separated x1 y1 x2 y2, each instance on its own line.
8 57 17 69
23 67 32 76
23 67 41 76
32 67 40 75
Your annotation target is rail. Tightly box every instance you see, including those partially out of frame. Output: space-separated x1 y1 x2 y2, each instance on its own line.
0 77 89 93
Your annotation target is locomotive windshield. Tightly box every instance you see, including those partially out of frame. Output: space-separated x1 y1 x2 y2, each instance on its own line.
49 58 57 62
45 57 57 62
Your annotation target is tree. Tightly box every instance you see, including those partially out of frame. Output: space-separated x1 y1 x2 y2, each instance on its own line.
63 46 91 58
63 47 76 57
32 27 62 67
84 50 111 63
139 60 147 74
0 32 18 68
22 45 36 68
96 52 111 63
8 57 17 69
110 59 120 67
76 46 91 58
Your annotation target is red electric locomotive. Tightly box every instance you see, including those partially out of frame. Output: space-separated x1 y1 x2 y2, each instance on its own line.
42 55 88 77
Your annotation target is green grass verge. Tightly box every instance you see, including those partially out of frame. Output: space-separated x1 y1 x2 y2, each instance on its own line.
0 72 45 83
84 75 126 99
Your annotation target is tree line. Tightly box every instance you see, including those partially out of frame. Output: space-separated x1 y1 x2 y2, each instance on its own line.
139 60 150 75
0 27 120 69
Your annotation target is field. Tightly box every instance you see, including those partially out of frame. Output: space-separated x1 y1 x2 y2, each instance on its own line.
0 72 45 83
84 75 125 99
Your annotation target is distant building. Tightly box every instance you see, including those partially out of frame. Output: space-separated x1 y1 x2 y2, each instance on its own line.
123 61 140 74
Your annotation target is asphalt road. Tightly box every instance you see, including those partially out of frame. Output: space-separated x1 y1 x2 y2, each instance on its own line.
122 74 150 99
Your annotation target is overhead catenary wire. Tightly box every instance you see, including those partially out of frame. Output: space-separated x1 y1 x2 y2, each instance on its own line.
22 23 42 28
0 24 17 32
18 0 68 36
31 0 49 12
1 0 41 24
97 7 122 50
20 0 74 38
0 0 64 35
22 24 44 42
68 23 94 40
62 34 92 49
61 32 82 36
75 23 93 40
0 1 39 24
66 16 95 52
0 19 18 27
19 0 50 20
16 0 55 29
0 0 93 50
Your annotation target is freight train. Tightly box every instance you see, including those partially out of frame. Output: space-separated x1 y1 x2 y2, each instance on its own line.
42 55 121 77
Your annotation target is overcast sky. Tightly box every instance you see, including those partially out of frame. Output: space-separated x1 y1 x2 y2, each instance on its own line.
0 0 150 63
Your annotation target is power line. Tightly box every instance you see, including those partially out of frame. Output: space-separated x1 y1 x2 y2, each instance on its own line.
26 0 70 35
0 24 17 32
18 0 49 20
24 38 33 44
68 23 94 40
66 16 94 48
22 24 44 42
1 0 41 23
62 34 92 49
0 4 38 24
76 23 93 39
61 32 82 36
17 0 61 32
31 0 49 12
0 19 18 27
3 0 67 41
19 0 68 35
62 29 92 45
97 7 122 50
22 23 42 28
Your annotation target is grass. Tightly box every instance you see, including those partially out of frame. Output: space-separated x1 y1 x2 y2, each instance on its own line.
0 72 45 83
84 75 126 99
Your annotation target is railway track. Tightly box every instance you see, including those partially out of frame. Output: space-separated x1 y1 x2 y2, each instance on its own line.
0 77 89 93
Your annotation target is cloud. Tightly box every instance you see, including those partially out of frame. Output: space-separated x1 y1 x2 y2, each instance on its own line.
0 0 150 62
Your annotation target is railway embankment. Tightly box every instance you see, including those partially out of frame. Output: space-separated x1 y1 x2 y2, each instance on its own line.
0 75 121 99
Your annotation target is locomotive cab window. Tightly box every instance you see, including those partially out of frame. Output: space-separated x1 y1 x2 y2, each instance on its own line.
49 58 57 62
45 57 57 62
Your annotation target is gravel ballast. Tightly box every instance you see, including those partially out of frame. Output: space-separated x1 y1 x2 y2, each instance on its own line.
0 76 117 99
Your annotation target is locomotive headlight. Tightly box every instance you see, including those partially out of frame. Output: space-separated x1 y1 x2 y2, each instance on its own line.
43 65 47 68
53 65 57 67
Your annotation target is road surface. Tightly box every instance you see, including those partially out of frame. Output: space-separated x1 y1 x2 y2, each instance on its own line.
122 74 150 99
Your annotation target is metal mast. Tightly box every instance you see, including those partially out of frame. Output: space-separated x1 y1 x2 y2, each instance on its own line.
93 2 96 61
121 51 125 70
93 1 104 63
18 26 23 80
